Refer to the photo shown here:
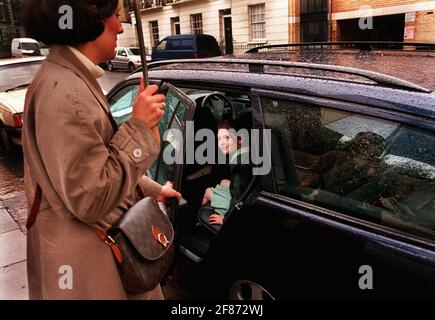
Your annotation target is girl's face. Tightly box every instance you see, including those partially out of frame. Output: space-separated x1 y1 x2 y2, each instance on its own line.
218 128 239 155
95 1 124 62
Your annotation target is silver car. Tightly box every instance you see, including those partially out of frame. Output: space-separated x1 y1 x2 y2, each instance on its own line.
107 47 149 72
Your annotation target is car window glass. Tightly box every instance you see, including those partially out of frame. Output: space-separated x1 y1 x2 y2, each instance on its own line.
119 49 127 56
152 85 194 185
167 40 181 50
0 61 43 91
21 42 40 54
180 39 195 50
127 48 140 55
197 38 219 52
109 84 139 126
156 40 167 51
261 96 435 240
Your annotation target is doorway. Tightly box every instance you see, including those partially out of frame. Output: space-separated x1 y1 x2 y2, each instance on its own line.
220 9 233 55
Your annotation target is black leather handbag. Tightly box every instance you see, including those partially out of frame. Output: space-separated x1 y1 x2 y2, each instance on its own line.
105 197 175 295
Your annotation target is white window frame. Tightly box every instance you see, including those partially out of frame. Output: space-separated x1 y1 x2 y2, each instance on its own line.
249 4 266 41
171 16 181 35
190 13 203 35
149 20 159 47
0 2 5 21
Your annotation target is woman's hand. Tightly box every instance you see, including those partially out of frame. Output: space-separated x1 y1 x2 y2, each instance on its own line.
208 214 224 225
154 181 182 203
132 78 165 130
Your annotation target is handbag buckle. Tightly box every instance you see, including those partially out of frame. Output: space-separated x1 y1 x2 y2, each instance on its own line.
157 233 170 248
152 225 170 247
105 234 116 245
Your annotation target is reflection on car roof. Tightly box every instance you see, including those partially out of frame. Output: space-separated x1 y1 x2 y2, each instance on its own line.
0 56 45 66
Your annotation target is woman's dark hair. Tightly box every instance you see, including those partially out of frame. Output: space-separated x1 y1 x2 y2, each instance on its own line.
21 0 119 45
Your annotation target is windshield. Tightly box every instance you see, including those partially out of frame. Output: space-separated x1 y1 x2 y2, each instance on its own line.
127 48 141 56
0 61 43 92
21 42 41 55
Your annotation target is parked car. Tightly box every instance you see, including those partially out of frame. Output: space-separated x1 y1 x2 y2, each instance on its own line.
0 57 45 152
151 34 222 62
107 44 435 299
40 47 50 56
106 47 150 72
11 38 41 58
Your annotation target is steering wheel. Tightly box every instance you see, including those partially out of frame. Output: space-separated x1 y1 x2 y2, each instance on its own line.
200 92 236 121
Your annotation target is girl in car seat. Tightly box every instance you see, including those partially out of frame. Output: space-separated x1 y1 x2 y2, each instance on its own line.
202 117 253 225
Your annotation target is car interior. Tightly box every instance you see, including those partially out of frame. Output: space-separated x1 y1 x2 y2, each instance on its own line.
263 99 435 238
167 86 254 256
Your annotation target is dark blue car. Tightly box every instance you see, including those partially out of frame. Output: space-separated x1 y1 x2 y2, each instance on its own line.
108 44 435 300
151 34 222 62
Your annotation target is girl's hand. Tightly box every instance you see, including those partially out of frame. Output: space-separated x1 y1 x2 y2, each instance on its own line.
208 214 224 225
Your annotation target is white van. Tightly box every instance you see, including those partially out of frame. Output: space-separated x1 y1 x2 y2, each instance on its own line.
11 38 41 58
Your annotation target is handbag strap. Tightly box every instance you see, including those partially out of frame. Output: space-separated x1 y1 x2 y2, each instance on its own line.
26 184 42 230
27 105 147 230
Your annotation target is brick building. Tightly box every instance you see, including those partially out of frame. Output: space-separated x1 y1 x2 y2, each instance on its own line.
126 0 435 54
330 0 435 43
289 0 435 43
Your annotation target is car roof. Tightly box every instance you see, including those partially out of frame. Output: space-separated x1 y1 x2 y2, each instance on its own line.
0 56 45 66
12 38 38 43
241 49 435 93
127 57 435 123
163 34 215 40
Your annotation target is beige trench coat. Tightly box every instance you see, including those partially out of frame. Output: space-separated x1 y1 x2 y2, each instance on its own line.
22 45 164 300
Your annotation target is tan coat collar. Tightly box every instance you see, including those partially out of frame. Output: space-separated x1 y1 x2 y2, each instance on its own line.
67 45 105 79
46 45 109 113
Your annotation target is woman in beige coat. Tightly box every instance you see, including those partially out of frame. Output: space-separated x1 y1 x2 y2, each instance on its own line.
21 0 181 299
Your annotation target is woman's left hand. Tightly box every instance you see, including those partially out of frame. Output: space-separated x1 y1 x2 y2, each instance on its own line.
154 181 182 203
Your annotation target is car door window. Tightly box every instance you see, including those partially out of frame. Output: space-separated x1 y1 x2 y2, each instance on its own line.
156 40 167 51
109 82 195 184
260 95 435 240
152 84 195 186
109 84 139 126
180 39 195 50
167 40 180 50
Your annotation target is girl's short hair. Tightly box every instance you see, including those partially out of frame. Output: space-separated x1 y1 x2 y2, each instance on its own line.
217 119 235 131
21 0 119 45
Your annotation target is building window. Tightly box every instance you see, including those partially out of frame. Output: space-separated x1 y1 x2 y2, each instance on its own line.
171 17 180 35
300 0 328 42
0 2 5 21
301 0 328 14
149 20 159 47
249 4 266 40
190 13 203 34
138 0 153 9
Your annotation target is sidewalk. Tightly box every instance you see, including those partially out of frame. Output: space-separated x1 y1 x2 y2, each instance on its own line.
0 151 28 300
0 192 28 300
